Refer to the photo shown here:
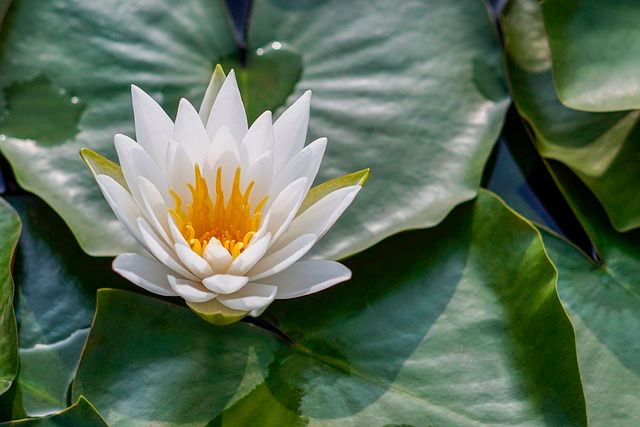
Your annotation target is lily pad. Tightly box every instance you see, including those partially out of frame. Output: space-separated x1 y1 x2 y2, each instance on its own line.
0 197 20 397
0 0 237 256
247 0 509 259
1 195 130 417
72 192 585 426
0 0 508 259
501 0 640 231
540 0 640 112
0 396 107 426
539 162 640 425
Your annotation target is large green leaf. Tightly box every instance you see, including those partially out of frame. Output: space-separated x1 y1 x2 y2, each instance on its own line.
538 162 640 425
540 0 640 112
0 196 130 418
246 0 509 259
0 197 20 397
72 191 585 426
500 0 640 231
0 0 508 259
0 0 237 256
0 397 107 426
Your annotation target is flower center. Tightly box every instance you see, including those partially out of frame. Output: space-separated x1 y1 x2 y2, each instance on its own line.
169 165 268 258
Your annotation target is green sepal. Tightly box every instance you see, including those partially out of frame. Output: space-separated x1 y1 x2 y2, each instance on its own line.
79 148 128 191
186 299 248 326
297 168 370 217
199 64 227 122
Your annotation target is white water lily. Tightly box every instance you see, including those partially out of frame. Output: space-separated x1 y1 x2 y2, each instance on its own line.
82 66 368 324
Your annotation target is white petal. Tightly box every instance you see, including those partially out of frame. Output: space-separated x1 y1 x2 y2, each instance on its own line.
271 137 326 198
226 232 272 276
265 260 352 299
137 218 199 281
167 275 216 302
173 98 210 164
273 90 311 174
217 283 277 312
167 213 190 248
135 176 171 244
166 139 195 206
202 239 234 273
205 70 248 145
265 177 308 243
131 85 173 172
202 274 249 295
174 243 214 279
276 186 360 251
245 152 273 209
203 126 241 193
248 234 316 280
242 111 274 164
96 174 145 246
113 253 178 297
114 134 167 204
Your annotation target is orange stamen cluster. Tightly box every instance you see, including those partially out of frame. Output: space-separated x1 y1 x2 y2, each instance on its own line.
169 165 268 258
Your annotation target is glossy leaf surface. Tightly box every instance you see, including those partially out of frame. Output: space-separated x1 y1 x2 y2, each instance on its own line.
541 0 640 112
0 196 129 417
73 192 585 426
0 0 508 259
0 397 107 426
540 162 640 425
0 197 20 397
0 0 236 255
248 0 509 259
501 0 640 231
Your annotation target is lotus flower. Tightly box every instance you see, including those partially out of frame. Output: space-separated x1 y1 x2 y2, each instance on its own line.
82 66 368 324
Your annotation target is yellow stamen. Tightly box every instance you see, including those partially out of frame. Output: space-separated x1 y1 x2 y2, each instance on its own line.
168 164 268 258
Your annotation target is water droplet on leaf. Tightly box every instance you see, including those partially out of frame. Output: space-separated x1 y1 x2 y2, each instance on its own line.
220 41 303 122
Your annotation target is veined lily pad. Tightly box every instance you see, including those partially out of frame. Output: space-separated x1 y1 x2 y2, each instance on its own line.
72 192 585 426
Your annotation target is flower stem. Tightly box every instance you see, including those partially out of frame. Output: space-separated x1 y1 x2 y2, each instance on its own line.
242 316 294 346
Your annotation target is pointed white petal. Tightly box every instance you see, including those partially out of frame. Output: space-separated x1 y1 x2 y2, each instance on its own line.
113 253 178 297
271 137 326 198
242 111 274 164
245 152 273 209
265 260 352 299
174 244 214 279
131 85 172 171
276 186 360 250
167 275 216 302
202 274 249 295
114 134 168 204
205 70 248 144
226 232 272 276
166 139 195 206
96 174 145 245
173 98 210 164
217 283 277 312
203 126 241 193
248 234 316 280
202 239 234 273
137 217 199 281
167 213 190 247
272 90 311 174
265 177 308 243
135 176 172 244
